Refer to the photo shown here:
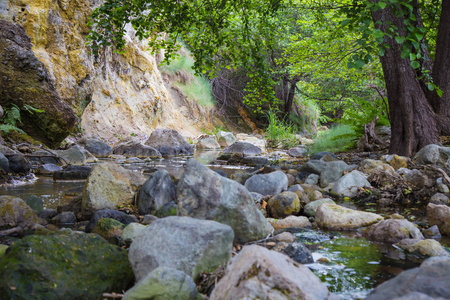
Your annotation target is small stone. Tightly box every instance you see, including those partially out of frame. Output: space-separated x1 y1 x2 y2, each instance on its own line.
267 216 312 230
430 193 450 205
273 232 295 243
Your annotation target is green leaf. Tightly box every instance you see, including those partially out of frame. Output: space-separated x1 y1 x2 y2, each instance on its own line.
409 53 416 61
395 36 405 44
427 83 435 91
378 2 387 9
437 87 444 97
411 60 420 69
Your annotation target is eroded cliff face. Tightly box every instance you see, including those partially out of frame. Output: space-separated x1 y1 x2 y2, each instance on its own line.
0 0 214 143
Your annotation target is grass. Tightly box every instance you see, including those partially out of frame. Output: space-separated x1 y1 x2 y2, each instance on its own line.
265 111 299 148
307 124 358 154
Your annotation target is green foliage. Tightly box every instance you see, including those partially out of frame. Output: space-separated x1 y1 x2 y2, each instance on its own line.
0 104 25 134
265 110 299 149
308 125 358 154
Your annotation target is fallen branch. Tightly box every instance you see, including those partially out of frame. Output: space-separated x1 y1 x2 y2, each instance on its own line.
421 165 450 186
102 293 123 299
0 226 23 237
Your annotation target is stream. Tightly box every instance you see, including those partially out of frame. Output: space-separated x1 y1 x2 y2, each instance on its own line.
0 150 446 299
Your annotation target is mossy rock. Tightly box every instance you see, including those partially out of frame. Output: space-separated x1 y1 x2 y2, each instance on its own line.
92 218 126 240
155 201 178 218
0 232 134 299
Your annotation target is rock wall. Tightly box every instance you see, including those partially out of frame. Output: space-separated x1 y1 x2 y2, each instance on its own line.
0 0 215 144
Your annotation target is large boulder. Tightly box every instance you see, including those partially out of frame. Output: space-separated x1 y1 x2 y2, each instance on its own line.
7 154 31 174
129 216 234 281
304 198 336 217
55 144 97 165
319 160 349 188
82 163 146 218
123 267 198 300
113 140 162 158
0 196 44 229
137 169 176 215
144 128 194 156
177 159 269 243
53 165 91 180
0 152 8 172
210 245 332 300
366 256 450 300
0 20 77 148
0 232 134 299
413 144 450 173
363 219 424 243
244 171 288 196
331 170 371 198
427 203 450 236
216 131 236 147
196 135 221 149
316 204 383 231
395 239 450 258
223 141 262 156
78 138 112 158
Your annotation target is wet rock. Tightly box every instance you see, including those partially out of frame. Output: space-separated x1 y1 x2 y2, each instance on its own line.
288 146 307 157
129 216 233 281
267 191 301 219
413 144 450 173
36 163 62 175
0 20 77 147
366 256 450 300
0 196 44 229
363 219 423 243
241 156 269 167
53 165 91 180
244 171 288 196
123 267 198 300
155 201 178 218
331 170 371 198
0 232 134 299
281 242 314 264
145 128 194 156
0 152 8 172
209 245 332 300
177 159 268 243
310 151 337 160
55 144 97 165
223 141 262 156
7 154 30 174
430 193 450 205
25 195 43 213
267 216 312 230
304 198 336 217
395 239 450 258
113 140 162 158
121 223 147 245
93 218 126 240
320 161 349 188
78 138 112 158
82 163 146 218
427 203 450 236
235 134 266 150
422 225 442 240
85 209 137 233
137 170 176 215
196 135 220 149
316 204 383 231
51 212 77 225
37 209 58 221
216 131 236 147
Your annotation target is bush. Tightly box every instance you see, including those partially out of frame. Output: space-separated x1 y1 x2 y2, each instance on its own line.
308 124 357 154
265 110 299 149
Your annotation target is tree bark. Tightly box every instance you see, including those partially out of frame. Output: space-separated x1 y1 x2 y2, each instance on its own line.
430 0 450 135
371 1 439 156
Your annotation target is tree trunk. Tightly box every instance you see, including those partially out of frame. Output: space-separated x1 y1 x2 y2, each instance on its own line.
371 1 438 156
430 0 450 135
283 75 300 116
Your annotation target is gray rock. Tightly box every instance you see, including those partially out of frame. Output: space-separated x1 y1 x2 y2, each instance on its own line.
267 191 301 219
37 209 58 220
53 165 91 180
430 193 450 205
304 198 336 217
397 168 433 188
36 163 62 175
121 223 147 244
241 156 269 166
305 173 320 185
137 170 176 215
288 184 305 193
79 138 112 158
0 152 8 172
196 135 220 149
427 203 450 236
316 204 383 231
129 216 234 281
320 161 349 188
363 219 424 243
82 162 146 218
142 214 158 225
177 159 268 243
310 151 337 160
244 171 288 196
267 216 312 230
123 267 198 300
145 128 194 156
413 144 450 173
0 196 44 229
55 144 96 165
249 192 264 204
366 256 450 300
113 140 162 158
155 201 178 218
331 170 371 198
7 154 30 174
288 147 308 157
216 131 236 147
25 195 43 213
395 239 450 258
85 209 137 233
422 225 442 240
282 242 314 264
223 141 262 156
51 211 77 224
299 159 327 175
210 245 332 300
436 177 450 194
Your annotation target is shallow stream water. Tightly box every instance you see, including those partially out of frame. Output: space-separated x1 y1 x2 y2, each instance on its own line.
0 150 447 298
